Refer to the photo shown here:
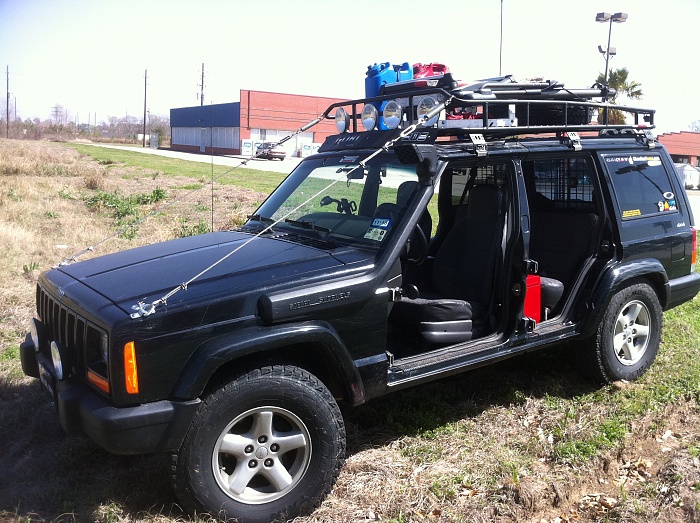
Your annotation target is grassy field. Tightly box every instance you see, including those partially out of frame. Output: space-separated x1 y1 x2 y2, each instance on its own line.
1 139 699 523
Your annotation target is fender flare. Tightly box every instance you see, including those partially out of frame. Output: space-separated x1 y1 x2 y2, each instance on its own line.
170 320 365 405
578 258 668 338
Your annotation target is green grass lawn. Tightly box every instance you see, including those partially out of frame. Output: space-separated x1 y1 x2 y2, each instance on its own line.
65 143 288 195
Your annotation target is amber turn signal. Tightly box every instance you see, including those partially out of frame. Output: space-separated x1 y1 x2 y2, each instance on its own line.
124 341 139 394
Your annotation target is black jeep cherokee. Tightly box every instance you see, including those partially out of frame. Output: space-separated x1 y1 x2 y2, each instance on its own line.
20 76 700 522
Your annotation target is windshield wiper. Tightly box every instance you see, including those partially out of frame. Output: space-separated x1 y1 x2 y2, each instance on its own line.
284 219 332 233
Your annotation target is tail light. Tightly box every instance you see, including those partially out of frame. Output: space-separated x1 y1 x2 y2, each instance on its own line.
692 227 697 272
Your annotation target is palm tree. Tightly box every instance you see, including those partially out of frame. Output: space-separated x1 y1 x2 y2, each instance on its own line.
595 67 643 124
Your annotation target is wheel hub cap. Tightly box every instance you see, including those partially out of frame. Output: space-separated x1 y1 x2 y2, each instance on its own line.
212 406 311 504
613 299 651 366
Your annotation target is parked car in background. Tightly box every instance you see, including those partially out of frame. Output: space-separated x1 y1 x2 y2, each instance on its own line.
256 141 286 160
675 163 700 190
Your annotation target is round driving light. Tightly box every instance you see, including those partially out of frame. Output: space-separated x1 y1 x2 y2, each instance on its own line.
361 104 378 131
335 107 350 133
30 318 41 352
417 96 439 127
51 341 64 380
382 100 403 129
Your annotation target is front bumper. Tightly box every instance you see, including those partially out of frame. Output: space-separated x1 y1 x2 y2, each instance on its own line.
20 336 200 455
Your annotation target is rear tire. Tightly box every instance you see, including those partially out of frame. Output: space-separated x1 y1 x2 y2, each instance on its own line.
582 282 662 383
171 365 345 523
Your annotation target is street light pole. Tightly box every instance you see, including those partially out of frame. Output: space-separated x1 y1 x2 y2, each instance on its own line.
596 12 628 99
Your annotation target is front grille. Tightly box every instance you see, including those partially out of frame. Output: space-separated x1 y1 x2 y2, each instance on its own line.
36 284 103 376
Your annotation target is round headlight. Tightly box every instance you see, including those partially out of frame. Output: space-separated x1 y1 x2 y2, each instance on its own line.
30 318 41 352
335 107 350 133
382 100 403 129
51 341 64 380
361 104 378 131
417 96 439 127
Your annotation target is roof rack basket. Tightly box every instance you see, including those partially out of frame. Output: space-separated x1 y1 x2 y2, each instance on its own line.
323 75 655 138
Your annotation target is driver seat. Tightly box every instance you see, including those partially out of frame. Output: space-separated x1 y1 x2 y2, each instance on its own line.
390 184 505 344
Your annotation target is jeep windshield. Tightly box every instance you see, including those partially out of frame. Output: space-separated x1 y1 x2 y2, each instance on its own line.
244 153 419 248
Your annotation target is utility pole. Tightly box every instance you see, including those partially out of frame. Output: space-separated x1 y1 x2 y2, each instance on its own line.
199 63 205 106
6 65 9 138
499 0 503 76
143 69 147 147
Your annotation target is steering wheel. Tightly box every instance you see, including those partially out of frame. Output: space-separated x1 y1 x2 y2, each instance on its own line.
403 223 428 265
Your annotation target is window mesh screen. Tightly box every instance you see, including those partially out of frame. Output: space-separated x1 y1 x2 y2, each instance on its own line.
529 158 595 211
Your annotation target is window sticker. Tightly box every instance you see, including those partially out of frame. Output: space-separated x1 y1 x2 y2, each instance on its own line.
605 155 662 166
622 209 642 218
371 217 391 229
340 156 359 163
364 218 391 241
364 227 388 241
657 192 677 212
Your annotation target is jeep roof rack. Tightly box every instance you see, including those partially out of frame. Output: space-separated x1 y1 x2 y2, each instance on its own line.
321 74 655 140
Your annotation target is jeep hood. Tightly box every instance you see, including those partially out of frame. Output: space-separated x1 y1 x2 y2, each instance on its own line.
55 231 357 314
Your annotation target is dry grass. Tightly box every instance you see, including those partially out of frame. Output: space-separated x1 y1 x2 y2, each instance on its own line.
0 139 264 354
1 138 699 523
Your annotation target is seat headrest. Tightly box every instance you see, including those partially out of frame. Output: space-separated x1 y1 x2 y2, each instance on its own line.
396 181 419 208
467 184 503 219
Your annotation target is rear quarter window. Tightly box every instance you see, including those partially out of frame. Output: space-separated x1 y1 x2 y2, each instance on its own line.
603 153 678 220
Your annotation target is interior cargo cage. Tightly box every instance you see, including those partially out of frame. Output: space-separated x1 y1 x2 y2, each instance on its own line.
323 75 655 139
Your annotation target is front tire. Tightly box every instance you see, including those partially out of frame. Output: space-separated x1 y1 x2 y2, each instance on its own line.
585 282 662 383
172 365 345 523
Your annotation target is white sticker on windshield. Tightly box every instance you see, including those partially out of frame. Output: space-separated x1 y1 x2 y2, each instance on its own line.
364 227 388 241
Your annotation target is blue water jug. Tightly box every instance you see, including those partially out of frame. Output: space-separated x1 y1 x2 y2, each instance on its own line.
365 62 412 129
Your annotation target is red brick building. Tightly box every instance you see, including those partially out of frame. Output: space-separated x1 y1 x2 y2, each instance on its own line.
170 90 346 157
657 131 700 167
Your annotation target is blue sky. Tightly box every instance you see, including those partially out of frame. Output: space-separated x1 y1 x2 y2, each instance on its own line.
1 0 698 133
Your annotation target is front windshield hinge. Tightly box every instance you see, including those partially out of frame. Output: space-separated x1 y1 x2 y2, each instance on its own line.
386 351 395 367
